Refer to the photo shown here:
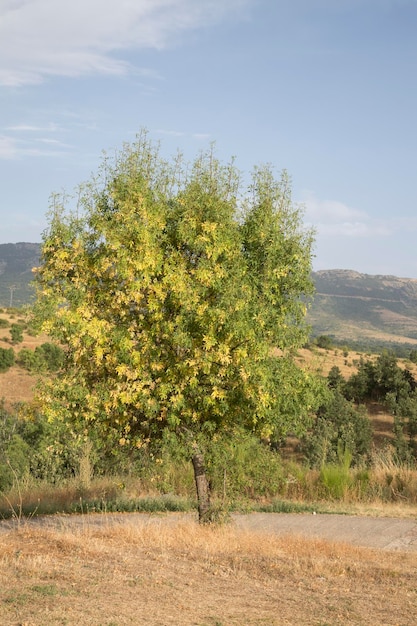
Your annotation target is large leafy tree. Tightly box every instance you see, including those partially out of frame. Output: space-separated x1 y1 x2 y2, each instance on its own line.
34 133 323 520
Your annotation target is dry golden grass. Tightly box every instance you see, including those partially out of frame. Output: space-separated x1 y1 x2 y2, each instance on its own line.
296 346 417 380
0 518 416 625
0 311 48 409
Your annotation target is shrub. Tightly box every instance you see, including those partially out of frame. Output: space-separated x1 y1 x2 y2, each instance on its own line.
0 347 15 372
409 349 417 365
319 444 353 499
315 335 333 350
0 434 30 491
10 323 24 344
303 390 372 468
37 342 65 371
17 343 65 373
204 429 285 500
0 401 30 490
17 348 44 372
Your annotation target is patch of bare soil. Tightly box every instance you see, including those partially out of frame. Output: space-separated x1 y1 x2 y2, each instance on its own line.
0 367 39 409
367 402 395 445
0 312 48 409
0 519 416 625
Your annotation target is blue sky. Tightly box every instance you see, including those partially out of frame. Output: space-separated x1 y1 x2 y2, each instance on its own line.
1 0 417 277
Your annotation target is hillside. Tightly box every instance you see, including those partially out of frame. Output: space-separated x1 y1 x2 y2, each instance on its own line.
308 269 417 351
2 243 417 351
0 243 40 308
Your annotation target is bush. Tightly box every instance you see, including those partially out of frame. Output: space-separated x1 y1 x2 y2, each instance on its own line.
17 343 65 373
17 348 44 372
0 318 10 329
0 434 30 491
0 401 30 490
10 323 24 344
303 390 372 468
0 347 15 372
37 342 65 371
135 429 286 502
205 430 285 499
409 350 417 365
315 335 333 350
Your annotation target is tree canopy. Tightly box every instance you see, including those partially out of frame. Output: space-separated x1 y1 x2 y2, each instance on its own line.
33 134 324 515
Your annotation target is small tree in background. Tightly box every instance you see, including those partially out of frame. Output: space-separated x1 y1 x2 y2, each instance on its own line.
327 365 345 392
10 323 23 344
33 133 324 521
303 390 372 468
0 347 15 372
315 335 333 350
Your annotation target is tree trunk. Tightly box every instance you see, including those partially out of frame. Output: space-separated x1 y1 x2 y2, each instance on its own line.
192 447 211 523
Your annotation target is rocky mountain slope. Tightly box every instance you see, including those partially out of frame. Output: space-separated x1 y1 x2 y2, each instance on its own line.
0 243 40 308
308 269 417 351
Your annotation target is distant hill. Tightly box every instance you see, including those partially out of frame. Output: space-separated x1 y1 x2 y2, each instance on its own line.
0 243 40 308
308 269 417 353
2 244 417 352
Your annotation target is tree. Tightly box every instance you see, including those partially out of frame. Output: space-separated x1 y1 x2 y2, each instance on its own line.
327 365 345 392
315 335 333 350
303 390 372 468
10 323 23 344
0 347 15 372
344 356 377 402
33 133 324 521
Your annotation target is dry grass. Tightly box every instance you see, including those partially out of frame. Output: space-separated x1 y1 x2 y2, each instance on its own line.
296 346 417 380
0 311 48 410
1 517 417 626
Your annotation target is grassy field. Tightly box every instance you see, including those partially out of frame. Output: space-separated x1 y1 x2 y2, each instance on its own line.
1 517 417 625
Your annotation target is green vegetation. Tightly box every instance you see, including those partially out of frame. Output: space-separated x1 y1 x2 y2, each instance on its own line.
2 141 417 522
32 133 323 521
314 335 333 350
0 347 14 372
303 390 372 468
10 323 24 344
17 342 65 373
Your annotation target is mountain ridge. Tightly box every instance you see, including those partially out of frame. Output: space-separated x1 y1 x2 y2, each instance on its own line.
309 269 417 351
1 243 417 352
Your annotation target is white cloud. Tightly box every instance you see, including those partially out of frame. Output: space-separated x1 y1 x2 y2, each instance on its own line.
0 133 71 160
301 191 367 224
0 0 251 86
301 191 372 237
300 190 417 239
6 123 61 132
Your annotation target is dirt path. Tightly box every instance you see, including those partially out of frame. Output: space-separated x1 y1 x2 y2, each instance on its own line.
232 512 417 551
2 511 417 551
